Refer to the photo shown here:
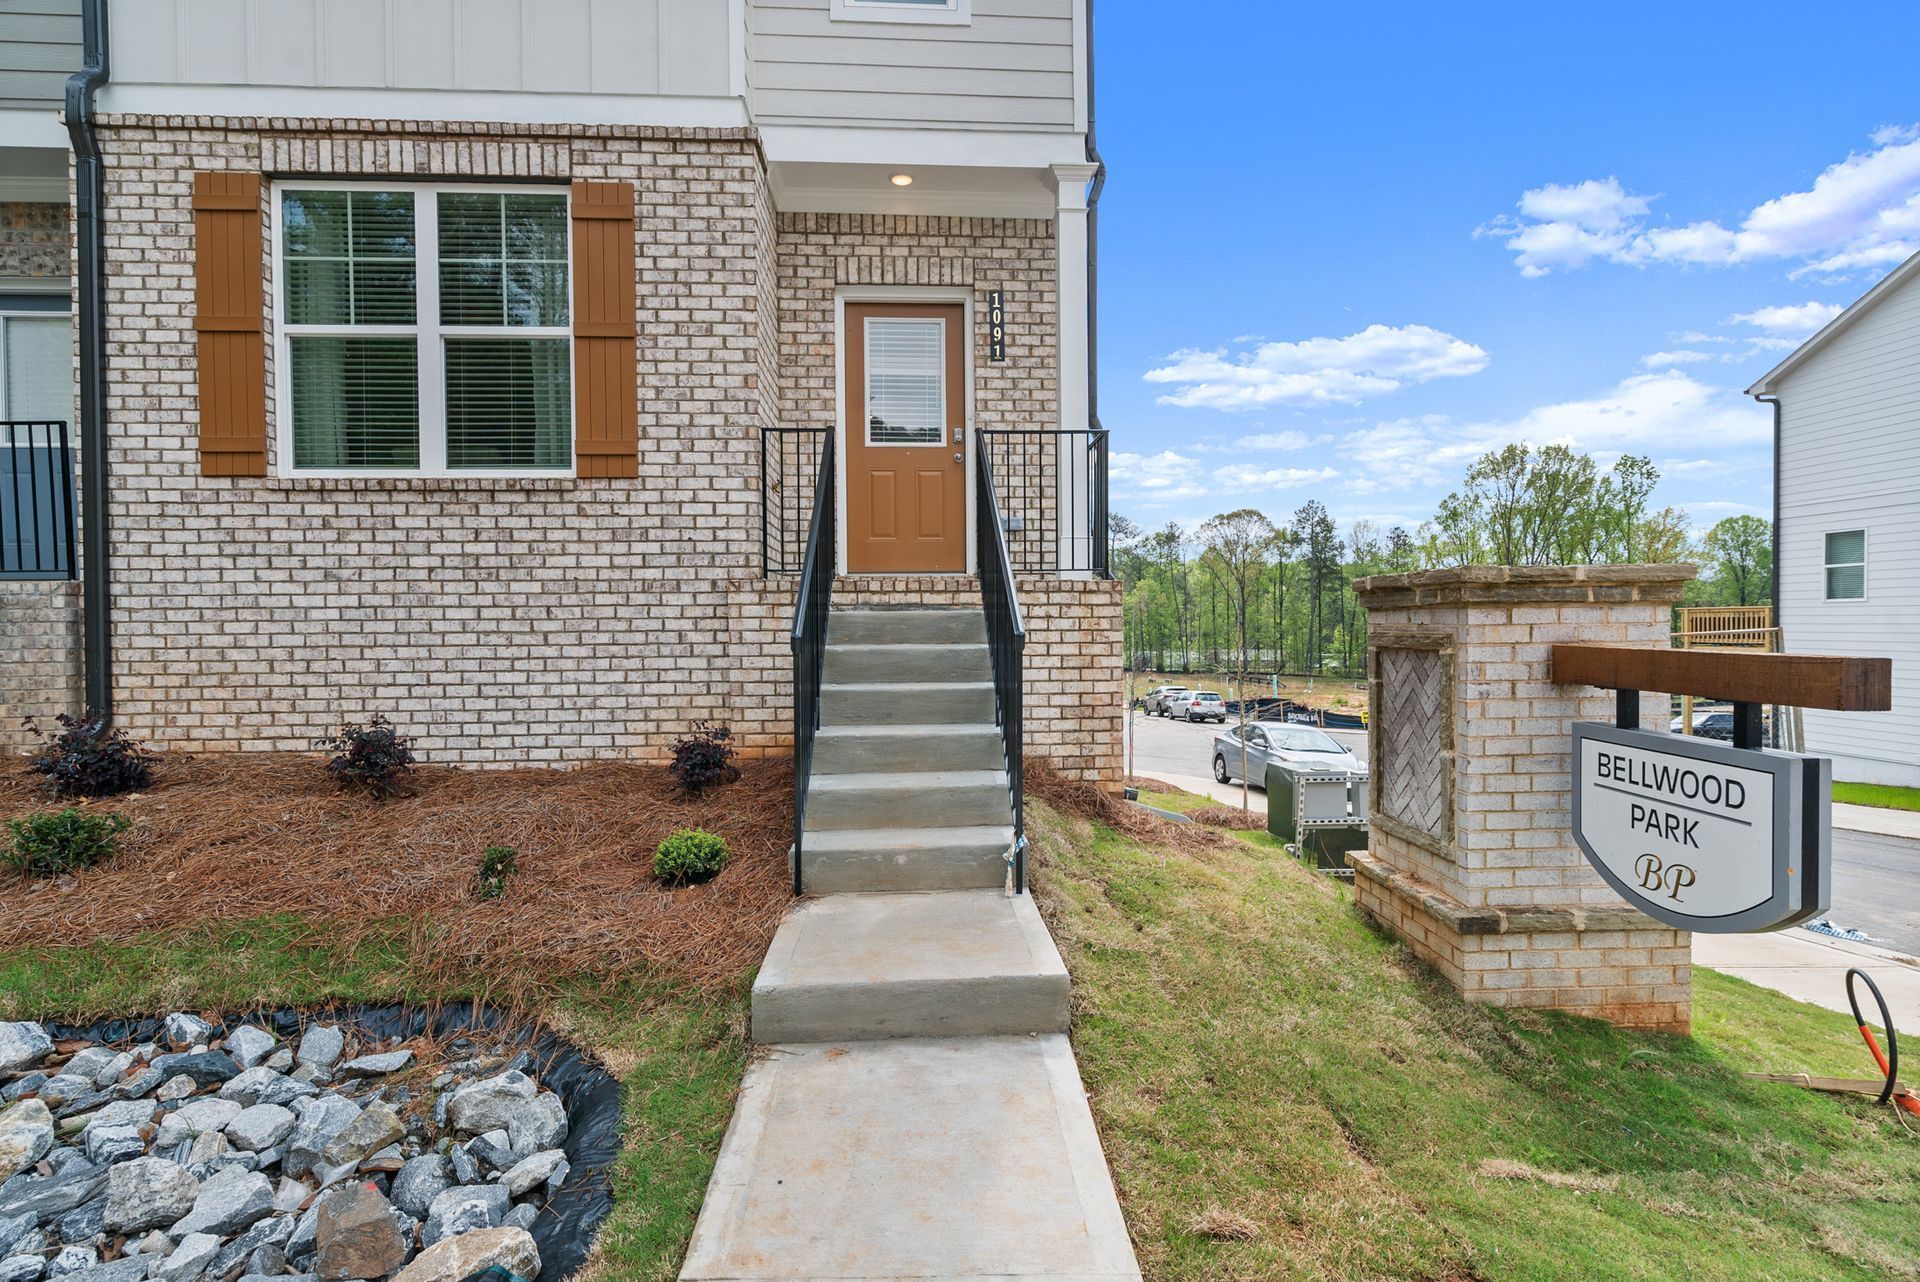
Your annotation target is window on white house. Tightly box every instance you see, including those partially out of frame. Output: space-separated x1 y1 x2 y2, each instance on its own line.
830 0 970 25
1825 530 1866 600
279 185 572 474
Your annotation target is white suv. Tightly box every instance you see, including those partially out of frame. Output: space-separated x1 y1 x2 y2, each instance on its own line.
1168 690 1228 723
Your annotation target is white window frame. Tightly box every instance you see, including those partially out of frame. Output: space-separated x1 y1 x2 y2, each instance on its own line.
862 315 948 449
271 180 575 479
1824 528 1867 602
830 0 970 26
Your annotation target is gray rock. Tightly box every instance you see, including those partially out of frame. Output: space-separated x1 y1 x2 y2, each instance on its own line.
1 1076 47 1105
205 1217 291 1282
60 1053 116 1088
29 1080 91 1113
185 1132 229 1169
245 1243 286 1280
313 1184 406 1282
0 1161 108 1223
60 1260 148 1282
503 1096 565 1158
0 1256 42 1282
419 1186 507 1248
104 1157 200 1235
388 1228 536 1282
41 1150 83 1176
53 1195 105 1245
356 1146 404 1176
319 1105 400 1171
152 1116 192 1152
498 1151 565 1201
0 1102 55 1182
80 1128 144 1168
442 1074 534 1137
294 1030 342 1074
152 1078 196 1105
387 1157 448 1220
169 1100 242 1138
218 1071 314 1111
151 1233 221 1282
168 1169 273 1238
160 1017 214 1052
134 1231 174 1256
444 1146 480 1188
464 1134 514 1176
90 1056 134 1091
500 1203 536 1233
148 1056 238 1092
44 1247 93 1279
222 1031 276 1074
76 1102 156 1135
262 1052 293 1075
223 1106 295 1155
0 1028 52 1078
335 1053 412 1083
0 1215 30 1256
111 1068 163 1102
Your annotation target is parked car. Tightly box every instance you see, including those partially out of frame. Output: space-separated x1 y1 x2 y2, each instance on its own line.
1668 708 1772 744
1142 685 1190 716
1167 690 1228 723
1213 722 1357 785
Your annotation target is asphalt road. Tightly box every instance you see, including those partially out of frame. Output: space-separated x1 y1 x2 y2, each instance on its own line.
1121 707 1920 956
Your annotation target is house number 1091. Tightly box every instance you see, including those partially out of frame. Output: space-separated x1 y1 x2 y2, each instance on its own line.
987 290 1007 363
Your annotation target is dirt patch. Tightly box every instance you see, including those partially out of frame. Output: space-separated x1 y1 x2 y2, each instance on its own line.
0 753 793 996
1475 1158 1619 1193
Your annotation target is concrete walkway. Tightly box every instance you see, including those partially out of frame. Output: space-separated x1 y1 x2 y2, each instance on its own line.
1694 929 1920 1018
1834 801 1920 839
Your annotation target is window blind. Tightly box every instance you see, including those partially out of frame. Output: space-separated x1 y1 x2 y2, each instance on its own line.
1825 530 1866 600
290 337 420 469
445 338 571 470
4 316 74 421
283 190 416 326
438 193 570 327
865 318 944 445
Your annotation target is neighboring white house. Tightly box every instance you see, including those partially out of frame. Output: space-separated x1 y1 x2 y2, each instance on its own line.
1748 249 1920 786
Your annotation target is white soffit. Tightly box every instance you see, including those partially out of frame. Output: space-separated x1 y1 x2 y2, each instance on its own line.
0 110 68 153
771 161 1058 218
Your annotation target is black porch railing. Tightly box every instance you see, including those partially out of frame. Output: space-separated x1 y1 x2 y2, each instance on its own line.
979 428 1110 577
2 422 77 581
762 426 830 575
788 432 836 896
976 429 1028 893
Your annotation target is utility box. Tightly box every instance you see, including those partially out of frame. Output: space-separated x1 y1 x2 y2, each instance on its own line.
1266 760 1370 875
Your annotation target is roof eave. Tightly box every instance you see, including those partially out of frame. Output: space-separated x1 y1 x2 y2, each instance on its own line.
1746 246 1920 397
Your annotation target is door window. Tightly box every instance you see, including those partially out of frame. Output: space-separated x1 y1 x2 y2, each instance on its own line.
864 317 945 445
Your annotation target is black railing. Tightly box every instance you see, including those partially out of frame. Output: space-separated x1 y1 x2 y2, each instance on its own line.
976 429 1028 893
979 428 1110 577
2 422 77 581
788 432 836 896
762 426 829 575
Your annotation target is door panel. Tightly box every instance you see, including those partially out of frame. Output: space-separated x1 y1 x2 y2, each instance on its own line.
846 302 967 573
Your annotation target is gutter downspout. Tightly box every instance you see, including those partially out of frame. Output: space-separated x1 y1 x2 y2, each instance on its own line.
1757 393 1780 629
65 0 110 718
1085 0 1108 577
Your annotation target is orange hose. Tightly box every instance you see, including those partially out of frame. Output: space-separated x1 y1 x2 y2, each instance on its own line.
1860 1024 1920 1117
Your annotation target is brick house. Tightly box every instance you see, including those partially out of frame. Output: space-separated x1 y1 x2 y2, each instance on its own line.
0 0 1122 829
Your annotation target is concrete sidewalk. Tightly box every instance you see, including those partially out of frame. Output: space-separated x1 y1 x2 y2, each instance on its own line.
1693 929 1920 1018
1834 802 1920 839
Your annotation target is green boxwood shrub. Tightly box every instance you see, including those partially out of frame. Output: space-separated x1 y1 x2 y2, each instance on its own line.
654 828 729 886
4 808 132 877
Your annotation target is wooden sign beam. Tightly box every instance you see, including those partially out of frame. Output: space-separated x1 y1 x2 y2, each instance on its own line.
1551 644 1891 711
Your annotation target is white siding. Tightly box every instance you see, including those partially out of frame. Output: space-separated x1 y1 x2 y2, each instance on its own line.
1775 267 1920 785
749 0 1077 130
0 0 80 111
108 0 733 99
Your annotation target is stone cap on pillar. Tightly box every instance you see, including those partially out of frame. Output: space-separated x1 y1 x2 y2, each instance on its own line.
1353 563 1696 608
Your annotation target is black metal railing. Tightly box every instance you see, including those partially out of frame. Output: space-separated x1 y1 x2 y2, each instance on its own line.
788 432 836 896
762 426 829 574
978 428 1110 577
2 422 77 581
976 429 1028 893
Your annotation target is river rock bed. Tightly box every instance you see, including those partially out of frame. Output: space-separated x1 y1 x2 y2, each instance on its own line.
0 1014 578 1282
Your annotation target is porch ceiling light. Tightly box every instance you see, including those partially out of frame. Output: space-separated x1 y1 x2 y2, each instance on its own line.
890 173 914 187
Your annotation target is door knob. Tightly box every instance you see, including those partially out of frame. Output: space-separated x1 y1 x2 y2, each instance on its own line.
953 452 963 463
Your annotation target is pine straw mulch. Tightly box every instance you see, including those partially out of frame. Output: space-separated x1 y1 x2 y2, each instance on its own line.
0 753 794 1000
1026 760 1229 853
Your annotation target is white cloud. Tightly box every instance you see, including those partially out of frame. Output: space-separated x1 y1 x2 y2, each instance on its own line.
1338 371 1770 490
1484 126 1920 276
1212 464 1339 490
1642 350 1713 369
1729 301 1843 335
1233 430 1313 451
1144 323 1488 411
1111 450 1340 508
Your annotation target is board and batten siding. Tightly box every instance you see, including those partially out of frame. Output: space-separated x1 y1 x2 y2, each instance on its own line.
0 0 80 111
748 0 1077 130
1775 264 1920 786
108 0 732 99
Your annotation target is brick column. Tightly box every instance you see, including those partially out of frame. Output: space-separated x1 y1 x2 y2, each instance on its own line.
1351 565 1696 1033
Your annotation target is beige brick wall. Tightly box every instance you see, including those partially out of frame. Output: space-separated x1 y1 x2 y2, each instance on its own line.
63 115 1117 783
1352 565 1695 1032
0 581 84 756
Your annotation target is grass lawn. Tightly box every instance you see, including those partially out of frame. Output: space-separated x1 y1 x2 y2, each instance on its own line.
1030 795 1920 1282
1833 781 1920 813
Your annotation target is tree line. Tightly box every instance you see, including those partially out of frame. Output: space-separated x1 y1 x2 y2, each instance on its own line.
1115 443 1773 678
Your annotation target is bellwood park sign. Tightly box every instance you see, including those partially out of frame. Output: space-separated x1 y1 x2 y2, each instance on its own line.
1552 645 1892 934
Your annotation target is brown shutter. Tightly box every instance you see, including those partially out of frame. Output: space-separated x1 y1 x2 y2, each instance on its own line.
192 172 268 477
569 180 638 479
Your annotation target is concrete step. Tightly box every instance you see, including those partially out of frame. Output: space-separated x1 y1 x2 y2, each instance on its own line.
751 890 1068 1043
823 642 992 684
828 607 988 647
804 769 1012 832
680 1034 1141 1282
812 724 1006 775
798 824 1014 894
820 681 995 727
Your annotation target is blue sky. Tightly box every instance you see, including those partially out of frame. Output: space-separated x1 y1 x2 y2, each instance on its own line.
1095 2 1920 541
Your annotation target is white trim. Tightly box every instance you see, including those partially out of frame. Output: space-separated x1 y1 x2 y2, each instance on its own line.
96 83 751 130
0 277 70 296
1823 528 1868 602
1747 247 1920 395
1052 162 1096 577
271 179 577 480
1071 0 1089 136
728 0 750 100
830 0 972 25
758 125 1089 170
833 285 976 576
861 315 948 449
0 108 67 150
772 181 1056 219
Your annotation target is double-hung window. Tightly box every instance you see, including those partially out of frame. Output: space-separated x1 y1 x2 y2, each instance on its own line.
1824 529 1866 600
277 184 572 475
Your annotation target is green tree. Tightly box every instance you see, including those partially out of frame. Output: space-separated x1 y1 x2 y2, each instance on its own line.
1700 515 1773 605
1198 509 1281 810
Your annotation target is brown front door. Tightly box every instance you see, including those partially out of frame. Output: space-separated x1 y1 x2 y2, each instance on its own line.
845 302 967 573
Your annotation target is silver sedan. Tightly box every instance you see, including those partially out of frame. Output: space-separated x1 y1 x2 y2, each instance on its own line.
1212 722 1357 785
